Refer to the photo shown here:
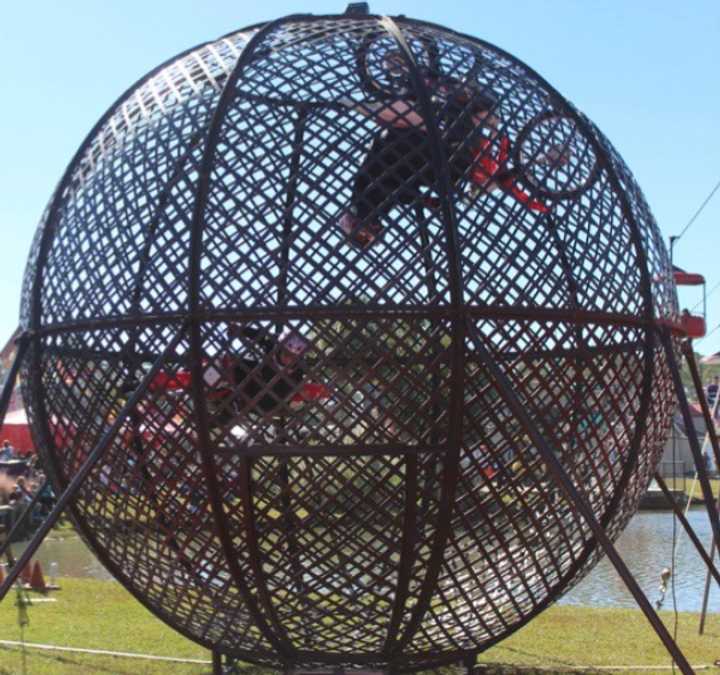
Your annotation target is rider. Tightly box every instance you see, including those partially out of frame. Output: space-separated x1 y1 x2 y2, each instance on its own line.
338 50 548 250
125 326 330 428
222 325 330 419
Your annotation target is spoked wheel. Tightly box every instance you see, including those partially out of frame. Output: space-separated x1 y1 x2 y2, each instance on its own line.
356 32 441 96
513 111 601 201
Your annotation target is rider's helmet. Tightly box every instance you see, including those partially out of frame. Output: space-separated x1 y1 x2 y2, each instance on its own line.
276 331 310 366
281 331 310 356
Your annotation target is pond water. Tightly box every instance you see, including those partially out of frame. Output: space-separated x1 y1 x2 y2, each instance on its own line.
4 508 718 612
8 531 114 582
560 507 720 612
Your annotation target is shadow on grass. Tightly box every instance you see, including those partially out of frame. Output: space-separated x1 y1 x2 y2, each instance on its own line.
474 645 605 674
473 668 604 674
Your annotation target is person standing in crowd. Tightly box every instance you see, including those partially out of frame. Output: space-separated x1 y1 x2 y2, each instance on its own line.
705 375 720 420
706 375 719 418
0 440 15 461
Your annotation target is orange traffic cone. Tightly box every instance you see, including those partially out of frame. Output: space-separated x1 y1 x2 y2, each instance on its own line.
30 561 46 592
20 563 32 586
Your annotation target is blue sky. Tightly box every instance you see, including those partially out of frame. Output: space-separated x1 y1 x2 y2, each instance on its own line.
1 1 718 354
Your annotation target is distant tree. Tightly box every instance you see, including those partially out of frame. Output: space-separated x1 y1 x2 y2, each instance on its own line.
680 352 720 399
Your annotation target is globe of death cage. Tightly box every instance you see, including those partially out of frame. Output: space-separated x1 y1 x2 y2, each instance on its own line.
19 10 679 672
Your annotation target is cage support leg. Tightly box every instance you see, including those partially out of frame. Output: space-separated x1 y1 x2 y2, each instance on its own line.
699 538 715 634
0 326 185 602
469 324 694 675
663 334 720 559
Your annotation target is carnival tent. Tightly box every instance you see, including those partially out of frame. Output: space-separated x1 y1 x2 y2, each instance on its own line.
0 408 34 456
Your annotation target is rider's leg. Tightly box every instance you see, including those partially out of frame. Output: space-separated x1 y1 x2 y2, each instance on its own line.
340 132 429 249
340 153 393 249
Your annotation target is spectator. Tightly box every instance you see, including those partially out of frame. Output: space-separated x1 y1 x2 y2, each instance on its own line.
25 454 36 473
12 476 32 503
706 375 719 417
36 475 55 516
8 483 23 504
0 440 15 461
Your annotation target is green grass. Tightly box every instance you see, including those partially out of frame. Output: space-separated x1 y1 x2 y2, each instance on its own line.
479 605 720 673
43 519 78 541
0 578 718 674
0 578 213 674
663 476 720 501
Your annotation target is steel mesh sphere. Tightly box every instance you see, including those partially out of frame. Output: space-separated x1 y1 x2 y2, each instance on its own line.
20 11 679 671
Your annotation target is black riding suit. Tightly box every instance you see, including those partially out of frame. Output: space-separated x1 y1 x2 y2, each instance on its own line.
352 91 481 222
221 327 304 420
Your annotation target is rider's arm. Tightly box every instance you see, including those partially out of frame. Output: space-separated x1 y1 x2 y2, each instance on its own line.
121 365 225 395
228 324 275 354
373 100 425 128
148 371 192 391
291 382 331 403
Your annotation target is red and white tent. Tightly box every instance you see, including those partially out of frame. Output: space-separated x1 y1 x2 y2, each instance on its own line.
0 327 35 456
0 408 33 456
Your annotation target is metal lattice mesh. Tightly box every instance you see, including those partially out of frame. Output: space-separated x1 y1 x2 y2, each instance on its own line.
20 13 677 671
